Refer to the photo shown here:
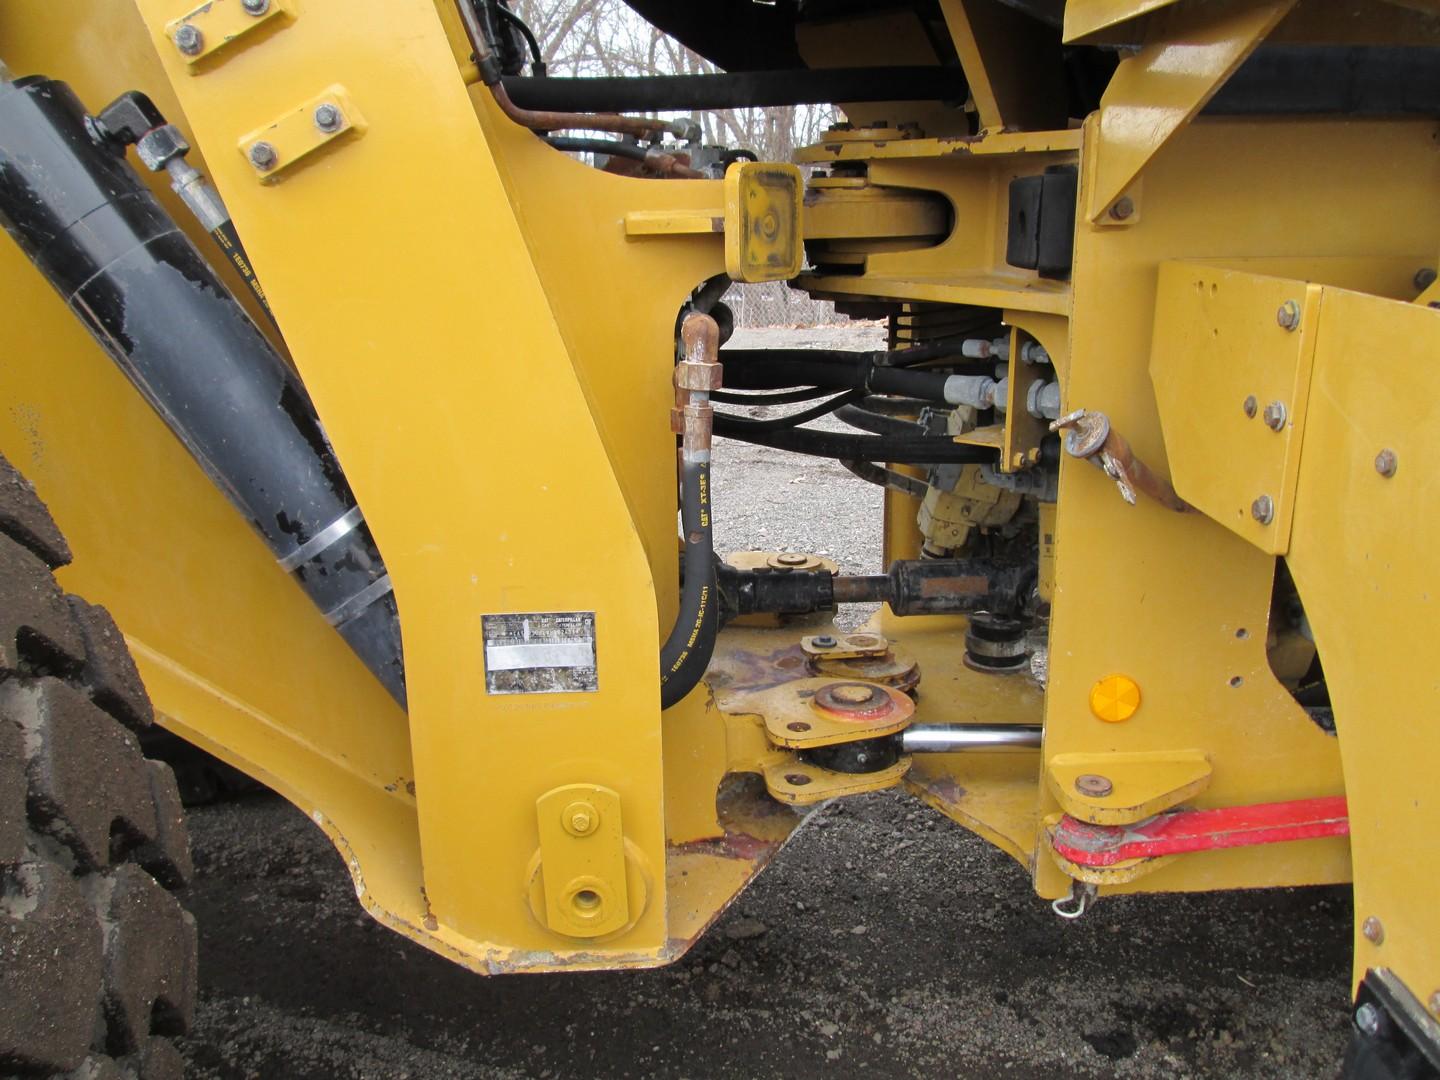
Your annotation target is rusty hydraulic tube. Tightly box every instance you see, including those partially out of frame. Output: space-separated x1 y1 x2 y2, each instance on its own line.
457 1 697 144
660 313 723 709
1051 409 1190 512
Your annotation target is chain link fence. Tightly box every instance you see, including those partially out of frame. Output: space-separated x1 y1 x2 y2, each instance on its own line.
723 282 844 328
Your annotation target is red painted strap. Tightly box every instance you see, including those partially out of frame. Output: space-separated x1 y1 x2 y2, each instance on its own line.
1050 796 1349 867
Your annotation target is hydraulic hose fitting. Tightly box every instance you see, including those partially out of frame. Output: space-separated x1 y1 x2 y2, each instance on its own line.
676 313 722 459
660 314 723 710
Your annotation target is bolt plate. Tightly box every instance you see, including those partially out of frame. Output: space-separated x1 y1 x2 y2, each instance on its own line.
238 84 364 183
1150 262 1320 555
166 0 295 66
730 677 914 749
763 756 912 805
801 632 890 660
1046 750 1212 825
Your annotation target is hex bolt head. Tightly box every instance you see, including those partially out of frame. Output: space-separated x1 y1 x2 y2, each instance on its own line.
1375 449 1398 478
313 103 343 133
561 800 599 837
1109 196 1135 221
1251 494 1275 525
813 635 837 649
1277 300 1301 331
1416 267 1437 291
1242 395 1258 419
1074 773 1113 798
1362 915 1385 944
1262 401 1288 431
248 141 278 171
172 24 204 55
1355 1003 1382 1038
242 0 271 12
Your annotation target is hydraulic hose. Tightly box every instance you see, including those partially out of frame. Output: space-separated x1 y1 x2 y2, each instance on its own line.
457 1 694 141
543 136 704 179
501 66 967 113
660 313 723 709
834 403 930 438
718 349 993 399
712 417 998 465
712 389 862 432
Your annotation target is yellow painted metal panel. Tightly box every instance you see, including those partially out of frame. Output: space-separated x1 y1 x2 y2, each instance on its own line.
1284 289 1440 997
1150 263 1321 554
1063 0 1185 42
1084 0 1295 222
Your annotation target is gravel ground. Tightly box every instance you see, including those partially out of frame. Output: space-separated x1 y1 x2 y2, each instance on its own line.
173 324 1354 1079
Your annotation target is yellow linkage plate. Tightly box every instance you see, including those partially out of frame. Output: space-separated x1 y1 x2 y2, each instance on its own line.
534 784 630 939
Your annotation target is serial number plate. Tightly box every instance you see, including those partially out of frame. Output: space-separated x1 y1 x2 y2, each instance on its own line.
482 611 597 695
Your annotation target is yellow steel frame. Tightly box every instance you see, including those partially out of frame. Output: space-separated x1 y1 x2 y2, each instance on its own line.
0 0 1436 1016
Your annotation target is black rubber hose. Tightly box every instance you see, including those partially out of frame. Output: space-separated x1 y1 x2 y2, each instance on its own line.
544 136 649 163
501 66 967 113
713 389 861 432
834 403 929 438
659 459 717 709
718 349 991 398
711 386 832 406
841 460 930 498
713 418 997 464
494 4 546 76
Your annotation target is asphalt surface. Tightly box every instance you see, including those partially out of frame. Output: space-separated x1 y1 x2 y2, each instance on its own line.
172 325 1355 1079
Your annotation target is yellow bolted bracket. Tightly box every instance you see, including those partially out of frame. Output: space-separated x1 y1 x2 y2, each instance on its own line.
724 161 803 283
165 0 297 68
238 85 366 183
534 784 630 939
620 161 803 284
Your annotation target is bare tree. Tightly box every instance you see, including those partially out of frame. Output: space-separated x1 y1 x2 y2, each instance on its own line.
510 0 836 161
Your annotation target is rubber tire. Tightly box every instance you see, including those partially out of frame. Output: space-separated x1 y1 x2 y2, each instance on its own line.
0 453 196 1080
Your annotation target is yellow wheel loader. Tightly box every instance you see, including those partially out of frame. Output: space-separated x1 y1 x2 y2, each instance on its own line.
1 1 1437 1075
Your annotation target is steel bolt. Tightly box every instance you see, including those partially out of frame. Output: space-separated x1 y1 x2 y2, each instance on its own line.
1251 494 1275 525
241 0 271 13
1362 915 1385 944
1074 773 1113 798
813 635 837 650
1109 196 1135 221
1262 401 1287 431
1354 1003 1381 1038
172 24 204 55
1242 395 1257 419
313 103 343 133
1416 267 1437 291
787 721 811 733
775 552 808 566
1277 300 1301 331
248 141 278 171
1375 449 1398 478
784 773 812 786
569 810 593 834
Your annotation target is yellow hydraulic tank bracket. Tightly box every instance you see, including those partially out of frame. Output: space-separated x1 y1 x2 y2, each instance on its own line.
724 161 803 283
535 784 630 939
